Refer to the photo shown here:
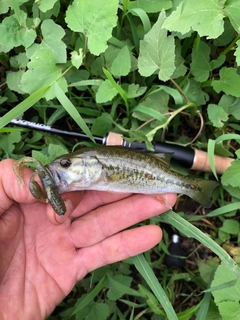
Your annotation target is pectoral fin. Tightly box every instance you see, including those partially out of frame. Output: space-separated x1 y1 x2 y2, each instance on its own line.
150 194 173 210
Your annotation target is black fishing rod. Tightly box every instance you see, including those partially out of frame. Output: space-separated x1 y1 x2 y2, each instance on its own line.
8 118 233 174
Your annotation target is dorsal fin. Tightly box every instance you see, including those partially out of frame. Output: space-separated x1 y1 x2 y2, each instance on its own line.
153 152 173 167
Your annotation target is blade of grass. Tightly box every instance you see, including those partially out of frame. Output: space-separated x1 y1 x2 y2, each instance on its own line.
0 85 50 129
132 104 166 123
68 79 103 87
132 253 178 320
206 202 240 217
159 211 240 277
208 133 240 179
207 139 218 179
103 68 129 117
53 82 95 142
69 275 108 316
107 275 144 297
127 8 151 34
195 271 214 320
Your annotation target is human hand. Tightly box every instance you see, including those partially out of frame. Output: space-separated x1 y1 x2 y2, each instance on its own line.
0 159 176 319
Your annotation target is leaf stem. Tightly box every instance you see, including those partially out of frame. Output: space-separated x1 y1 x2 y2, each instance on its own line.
146 102 197 140
220 34 240 56
170 78 190 103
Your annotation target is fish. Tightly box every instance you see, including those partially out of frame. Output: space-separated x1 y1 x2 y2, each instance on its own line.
47 145 219 209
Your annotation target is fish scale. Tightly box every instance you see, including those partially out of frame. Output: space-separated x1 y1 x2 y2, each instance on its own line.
47 145 219 208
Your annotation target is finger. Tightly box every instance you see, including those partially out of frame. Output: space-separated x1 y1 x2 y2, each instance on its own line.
70 190 132 219
46 191 83 225
75 225 162 278
0 159 38 215
69 193 176 248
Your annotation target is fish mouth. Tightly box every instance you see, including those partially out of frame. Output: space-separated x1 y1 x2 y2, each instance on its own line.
47 164 68 194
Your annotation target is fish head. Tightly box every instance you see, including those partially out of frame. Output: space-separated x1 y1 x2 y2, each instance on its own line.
47 153 102 194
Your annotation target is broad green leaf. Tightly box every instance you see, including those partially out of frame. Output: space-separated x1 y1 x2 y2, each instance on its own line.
171 42 187 79
95 79 118 103
221 160 240 188
0 0 11 14
163 0 224 39
65 0 118 55
6 70 25 94
207 104 228 128
220 220 239 235
138 10 175 81
126 84 147 99
219 95 240 121
111 46 131 77
69 275 108 316
132 90 169 122
40 19 66 63
107 275 134 301
91 113 113 136
10 52 28 69
212 67 240 97
198 258 219 284
71 49 83 69
0 131 21 156
183 79 209 106
211 263 240 303
32 144 68 164
191 39 211 82
0 11 36 52
0 0 28 14
210 55 226 71
234 40 240 66
223 0 240 34
128 0 172 13
21 47 67 100
218 301 240 320
87 303 110 319
36 0 58 12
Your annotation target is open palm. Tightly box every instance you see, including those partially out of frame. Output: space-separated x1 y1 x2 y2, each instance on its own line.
0 159 176 319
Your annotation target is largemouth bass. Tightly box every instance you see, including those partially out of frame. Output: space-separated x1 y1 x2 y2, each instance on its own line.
47 146 219 209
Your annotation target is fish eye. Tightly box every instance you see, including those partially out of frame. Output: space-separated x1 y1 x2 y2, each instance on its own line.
60 158 72 168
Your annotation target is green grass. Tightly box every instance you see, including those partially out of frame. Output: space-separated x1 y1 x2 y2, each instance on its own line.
1 0 240 319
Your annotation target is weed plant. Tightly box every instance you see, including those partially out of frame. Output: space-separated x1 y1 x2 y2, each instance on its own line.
0 0 240 319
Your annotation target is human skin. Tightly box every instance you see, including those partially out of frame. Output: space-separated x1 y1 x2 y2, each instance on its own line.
0 159 177 320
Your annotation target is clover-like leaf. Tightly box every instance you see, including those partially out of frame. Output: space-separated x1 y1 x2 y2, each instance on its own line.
65 0 118 55
128 0 172 13
0 11 36 52
138 10 175 81
212 67 240 98
191 39 211 82
21 47 67 100
95 79 118 103
71 49 83 69
40 19 66 64
207 104 228 128
37 0 58 13
163 0 225 39
221 160 240 188
111 46 131 77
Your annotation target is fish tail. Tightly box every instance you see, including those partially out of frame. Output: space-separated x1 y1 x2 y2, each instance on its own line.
187 179 219 208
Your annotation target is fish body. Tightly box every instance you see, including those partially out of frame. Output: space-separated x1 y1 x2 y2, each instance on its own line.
47 146 219 208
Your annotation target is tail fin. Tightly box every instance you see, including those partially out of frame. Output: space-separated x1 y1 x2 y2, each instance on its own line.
187 179 219 208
